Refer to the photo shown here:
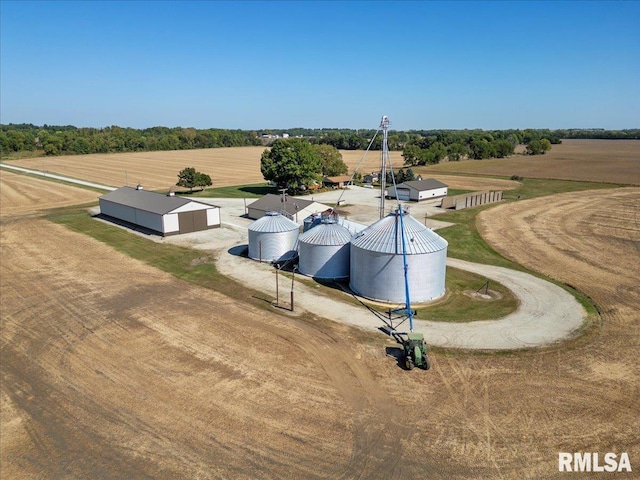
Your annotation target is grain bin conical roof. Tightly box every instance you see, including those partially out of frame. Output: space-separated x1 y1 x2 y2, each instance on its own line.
351 209 447 254
298 221 352 246
248 211 299 233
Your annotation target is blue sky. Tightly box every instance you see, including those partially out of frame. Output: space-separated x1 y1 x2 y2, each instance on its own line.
1 0 639 130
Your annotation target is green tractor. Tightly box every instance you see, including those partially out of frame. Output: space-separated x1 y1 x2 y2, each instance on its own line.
395 332 431 370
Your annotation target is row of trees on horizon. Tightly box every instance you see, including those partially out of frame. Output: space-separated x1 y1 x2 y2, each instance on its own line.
1 123 638 160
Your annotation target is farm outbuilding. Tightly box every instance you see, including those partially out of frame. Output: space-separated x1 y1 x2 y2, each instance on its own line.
99 186 220 236
323 175 353 188
247 194 331 225
387 179 448 202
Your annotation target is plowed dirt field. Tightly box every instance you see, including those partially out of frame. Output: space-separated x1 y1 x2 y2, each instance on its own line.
1 175 638 478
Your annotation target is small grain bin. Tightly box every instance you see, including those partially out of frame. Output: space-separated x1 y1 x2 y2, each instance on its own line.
248 212 299 263
350 208 448 303
298 216 352 279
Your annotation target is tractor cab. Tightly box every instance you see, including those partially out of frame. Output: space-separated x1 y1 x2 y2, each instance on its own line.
395 331 431 371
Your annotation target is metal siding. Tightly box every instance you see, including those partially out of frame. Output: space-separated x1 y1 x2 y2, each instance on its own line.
171 202 212 214
133 209 164 233
298 223 352 279
192 210 208 231
100 200 137 224
164 213 179 233
207 208 220 226
350 244 447 303
178 211 195 233
349 211 447 303
248 230 299 262
299 243 350 279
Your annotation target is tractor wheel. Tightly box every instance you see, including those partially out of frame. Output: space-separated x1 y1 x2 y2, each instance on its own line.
423 356 431 371
406 357 414 370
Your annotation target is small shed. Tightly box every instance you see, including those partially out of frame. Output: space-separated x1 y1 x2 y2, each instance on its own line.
99 186 220 236
247 194 331 225
323 175 353 188
387 179 448 202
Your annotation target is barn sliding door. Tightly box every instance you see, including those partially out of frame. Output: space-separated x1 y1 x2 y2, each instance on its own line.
178 210 208 234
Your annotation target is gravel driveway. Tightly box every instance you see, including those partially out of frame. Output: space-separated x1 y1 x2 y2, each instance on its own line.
169 218 587 350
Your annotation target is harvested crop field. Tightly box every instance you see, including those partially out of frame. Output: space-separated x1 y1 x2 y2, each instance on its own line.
2 143 639 477
0 170 99 217
6 146 519 194
428 139 640 185
5 146 269 191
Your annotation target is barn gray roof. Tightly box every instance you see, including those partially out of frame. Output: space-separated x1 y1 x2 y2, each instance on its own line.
99 187 213 215
395 179 448 191
248 194 315 216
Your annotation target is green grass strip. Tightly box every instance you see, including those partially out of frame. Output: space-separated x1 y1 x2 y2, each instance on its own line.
48 209 275 309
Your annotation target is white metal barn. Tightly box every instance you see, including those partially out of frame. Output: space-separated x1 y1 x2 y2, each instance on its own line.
99 186 220 236
387 179 448 202
350 208 448 303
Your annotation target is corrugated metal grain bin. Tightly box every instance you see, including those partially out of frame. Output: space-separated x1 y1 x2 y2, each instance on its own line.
248 212 299 262
298 219 352 279
350 208 448 303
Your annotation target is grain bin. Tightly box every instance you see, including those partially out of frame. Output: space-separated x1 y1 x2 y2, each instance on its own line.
248 212 299 263
350 208 448 303
298 217 352 279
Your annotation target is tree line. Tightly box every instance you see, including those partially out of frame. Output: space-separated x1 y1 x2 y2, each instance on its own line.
0 124 262 156
1 123 637 158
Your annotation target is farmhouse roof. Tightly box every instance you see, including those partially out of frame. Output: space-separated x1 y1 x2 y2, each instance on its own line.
323 175 353 183
99 187 215 215
248 194 315 216
395 179 448 191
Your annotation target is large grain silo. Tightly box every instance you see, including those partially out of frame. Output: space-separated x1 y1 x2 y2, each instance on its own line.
350 208 448 303
248 212 299 263
298 217 352 279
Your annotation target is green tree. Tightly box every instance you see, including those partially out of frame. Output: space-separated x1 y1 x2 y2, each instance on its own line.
260 138 321 191
313 144 348 176
402 144 421 166
176 167 212 192
494 139 515 158
405 168 416 181
525 139 551 155
447 142 467 161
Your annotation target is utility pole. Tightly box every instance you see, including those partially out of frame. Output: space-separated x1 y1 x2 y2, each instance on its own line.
290 267 296 311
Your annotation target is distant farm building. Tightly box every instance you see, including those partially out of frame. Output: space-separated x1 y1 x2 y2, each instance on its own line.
386 179 448 202
323 175 353 189
99 186 220 236
363 172 379 184
247 194 331 224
